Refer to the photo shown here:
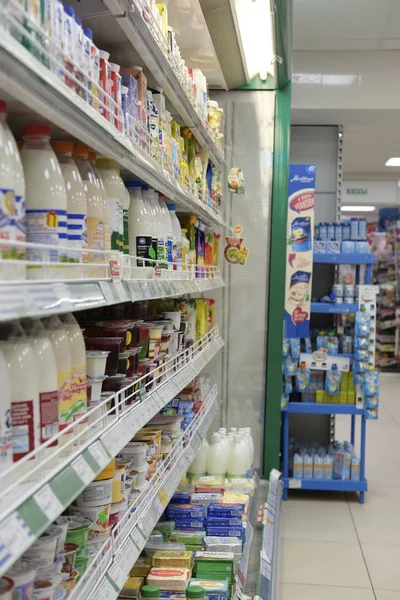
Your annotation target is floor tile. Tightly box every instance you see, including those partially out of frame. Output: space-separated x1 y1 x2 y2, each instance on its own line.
349 492 400 544
278 583 375 600
362 544 400 591
281 500 358 543
375 592 400 600
278 539 370 588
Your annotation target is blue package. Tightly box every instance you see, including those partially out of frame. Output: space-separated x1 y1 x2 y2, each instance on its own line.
284 356 298 375
174 519 205 529
167 505 205 518
206 517 242 527
319 222 327 240
314 239 326 253
189 578 229 600
356 336 369 349
208 504 244 517
291 217 312 252
284 375 292 394
290 338 301 359
170 492 191 504
327 240 341 254
356 241 369 253
206 526 244 538
341 241 356 253
363 370 379 397
335 224 342 241
350 218 359 240
358 218 367 240
342 221 351 241
282 338 290 356
327 223 335 240
355 310 371 337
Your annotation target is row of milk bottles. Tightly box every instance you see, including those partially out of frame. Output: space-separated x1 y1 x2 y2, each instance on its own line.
188 427 255 479
0 313 87 473
0 101 185 280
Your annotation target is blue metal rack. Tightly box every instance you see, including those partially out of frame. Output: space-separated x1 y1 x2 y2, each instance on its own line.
281 252 375 503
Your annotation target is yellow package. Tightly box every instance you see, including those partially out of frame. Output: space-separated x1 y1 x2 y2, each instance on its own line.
130 557 152 578
347 390 356 404
208 299 215 331
213 233 220 266
222 492 250 520
152 550 193 570
156 4 168 48
122 577 144 598
196 299 207 340
339 391 347 404
316 390 324 404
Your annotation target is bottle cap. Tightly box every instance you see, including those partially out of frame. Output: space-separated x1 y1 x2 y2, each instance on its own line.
73 144 89 158
0 100 7 113
51 140 73 154
141 586 160 599
167 203 176 210
23 124 51 137
84 28 93 40
332 364 338 371
186 587 205 599
300 361 306 368
125 181 142 188
64 5 75 17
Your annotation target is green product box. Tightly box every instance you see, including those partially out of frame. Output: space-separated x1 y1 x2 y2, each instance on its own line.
339 391 347 404
316 390 324 404
169 530 206 545
153 521 176 541
194 552 234 576
186 544 203 552
347 390 356 404
194 572 233 586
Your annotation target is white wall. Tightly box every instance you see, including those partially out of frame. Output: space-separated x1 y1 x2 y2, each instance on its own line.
343 180 400 207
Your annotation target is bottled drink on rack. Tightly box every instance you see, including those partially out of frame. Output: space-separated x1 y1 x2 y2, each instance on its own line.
168 203 182 270
21 125 68 279
158 194 174 267
147 189 164 267
0 347 12 471
122 185 130 254
96 158 125 253
52 141 87 277
61 313 87 433
127 181 152 270
206 432 226 478
187 437 209 480
89 152 111 252
227 434 247 478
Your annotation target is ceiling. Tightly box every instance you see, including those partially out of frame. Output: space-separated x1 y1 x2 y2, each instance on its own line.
292 0 400 178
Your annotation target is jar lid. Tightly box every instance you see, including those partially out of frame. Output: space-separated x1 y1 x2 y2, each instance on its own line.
186 586 205 599
141 585 160 598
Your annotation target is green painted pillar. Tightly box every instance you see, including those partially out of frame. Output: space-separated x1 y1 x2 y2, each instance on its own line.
263 82 291 477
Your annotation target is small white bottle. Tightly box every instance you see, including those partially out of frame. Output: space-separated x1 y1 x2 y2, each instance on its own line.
323 455 333 480
127 181 154 270
96 158 126 254
158 195 174 266
167 203 182 270
303 453 313 478
60 313 87 433
244 427 255 468
187 437 208 481
206 432 226 478
293 453 303 479
227 434 247 478
122 185 130 255
89 151 111 252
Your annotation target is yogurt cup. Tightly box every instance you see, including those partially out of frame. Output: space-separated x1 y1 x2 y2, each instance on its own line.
58 570 78 593
332 283 344 296
61 543 79 581
33 573 62 600
86 351 109 378
6 558 37 600
75 478 112 507
85 337 123 376
53 518 70 554
162 311 181 331
0 576 14 599
86 376 106 402
109 498 127 527
94 459 115 481
132 462 149 487
112 464 126 503
69 503 110 533
120 441 147 466
85 524 112 544
25 526 63 568
65 516 92 550
344 284 355 296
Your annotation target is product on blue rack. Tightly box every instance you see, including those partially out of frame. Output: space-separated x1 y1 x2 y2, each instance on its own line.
314 218 370 254
295 362 310 392
284 356 298 375
207 504 244 518
166 505 205 519
293 453 303 479
282 338 290 356
363 369 379 396
325 364 341 395
355 307 371 337
284 375 292 394
290 338 301 359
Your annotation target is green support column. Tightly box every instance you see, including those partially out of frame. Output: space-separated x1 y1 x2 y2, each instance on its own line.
263 81 291 477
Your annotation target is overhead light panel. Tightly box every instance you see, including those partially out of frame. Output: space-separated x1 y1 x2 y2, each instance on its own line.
385 158 400 166
340 206 376 212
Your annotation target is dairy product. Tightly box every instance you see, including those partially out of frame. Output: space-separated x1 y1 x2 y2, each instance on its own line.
96 159 125 253
63 5 76 91
206 433 226 478
187 438 208 480
227 435 246 478
158 195 174 265
2 323 40 461
148 189 164 266
89 152 111 251
73 146 105 274
61 313 87 428
167 203 181 269
52 141 87 274
0 101 18 280
21 125 67 278
127 181 156 271
122 184 130 254
0 347 12 470
44 316 73 434
147 568 190 591
110 62 123 132
23 319 58 448
0 100 26 279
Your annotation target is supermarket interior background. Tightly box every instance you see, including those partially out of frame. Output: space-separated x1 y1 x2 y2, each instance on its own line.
0 0 399 599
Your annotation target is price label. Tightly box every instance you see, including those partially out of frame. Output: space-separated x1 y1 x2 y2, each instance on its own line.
94 576 118 600
34 484 64 521
157 487 169 508
288 479 302 489
0 513 33 572
89 441 110 469
99 281 115 305
109 537 137 588
131 526 145 549
71 455 96 485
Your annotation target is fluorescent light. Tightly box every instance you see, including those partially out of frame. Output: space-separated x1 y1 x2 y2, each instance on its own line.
340 205 376 212
385 158 400 166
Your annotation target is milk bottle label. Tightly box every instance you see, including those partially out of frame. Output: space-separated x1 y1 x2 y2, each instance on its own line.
68 212 88 262
40 390 59 445
0 187 16 259
58 370 73 430
11 399 35 461
110 197 122 251
137 235 155 266
70 366 87 423
26 208 68 263
87 216 105 261
15 194 26 258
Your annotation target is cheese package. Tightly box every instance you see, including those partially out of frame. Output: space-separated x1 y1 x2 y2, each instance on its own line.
153 521 176 541
208 503 244 517
168 530 206 545
189 578 229 600
206 527 244 540
152 550 193 570
206 517 242 527
120 576 144 598
167 505 205 519
173 518 205 530
203 537 242 555
194 552 234 575
130 556 152 577
190 493 223 507
147 568 190 591
170 492 191 504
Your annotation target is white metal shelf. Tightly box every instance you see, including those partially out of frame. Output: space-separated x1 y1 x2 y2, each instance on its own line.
0 329 224 576
72 385 219 600
0 23 224 227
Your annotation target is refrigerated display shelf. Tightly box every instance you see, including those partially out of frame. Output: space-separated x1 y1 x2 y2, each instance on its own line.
0 276 224 322
311 302 358 314
282 402 363 415
71 385 219 600
313 253 375 265
104 0 225 170
0 28 224 228
284 478 368 493
0 329 224 576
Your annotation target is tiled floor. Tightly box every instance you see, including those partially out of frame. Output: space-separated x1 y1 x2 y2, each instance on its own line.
277 373 400 600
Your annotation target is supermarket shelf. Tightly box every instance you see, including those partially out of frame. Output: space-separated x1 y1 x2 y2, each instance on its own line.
282 402 363 415
105 0 225 170
0 27 224 228
313 253 375 265
311 302 358 314
72 386 220 600
0 329 224 576
283 478 368 493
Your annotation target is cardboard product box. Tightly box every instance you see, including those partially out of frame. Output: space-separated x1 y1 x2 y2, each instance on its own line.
194 552 234 576
120 577 144 598
121 66 147 105
316 390 324 404
189 578 229 600
152 550 193 570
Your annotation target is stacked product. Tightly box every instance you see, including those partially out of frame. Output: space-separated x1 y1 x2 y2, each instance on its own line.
354 308 379 419
291 440 360 482
314 219 370 254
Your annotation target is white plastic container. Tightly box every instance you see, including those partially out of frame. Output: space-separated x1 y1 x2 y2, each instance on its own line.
0 100 26 280
167 203 181 267
127 181 154 273
89 152 111 252
148 189 164 266
227 434 247 478
132 462 148 486
86 350 109 378
69 503 111 532
206 433 226 478
96 159 125 253
0 347 12 471
188 437 208 479
60 313 87 429
52 141 87 275
32 573 62 600
121 441 147 466
24 526 63 568
75 478 113 507
21 125 68 278
122 185 130 254
158 195 174 265
0 101 17 280
23 320 59 448
109 498 127 527
6 558 37 600
3 323 40 462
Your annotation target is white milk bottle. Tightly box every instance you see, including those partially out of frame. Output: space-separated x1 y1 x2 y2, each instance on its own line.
73 146 105 277
3 323 40 463
227 434 247 478
238 429 252 475
21 125 68 279
23 319 59 451
122 183 130 255
0 100 17 280
135 184 156 275
1 100 26 280
52 141 87 278
244 427 255 468
0 347 12 471
147 189 163 269
206 432 226 478
187 437 208 481
60 313 87 434
158 195 174 267
44 316 73 445
96 158 125 253
90 152 111 251
167 203 182 272
127 181 153 273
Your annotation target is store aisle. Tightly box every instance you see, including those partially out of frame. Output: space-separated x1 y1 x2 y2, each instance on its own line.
277 373 400 600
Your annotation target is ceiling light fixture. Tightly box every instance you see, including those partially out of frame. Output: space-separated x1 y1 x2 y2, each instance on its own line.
385 158 400 166
340 206 376 212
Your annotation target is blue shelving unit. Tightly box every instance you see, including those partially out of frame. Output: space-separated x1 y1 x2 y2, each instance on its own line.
281 251 375 503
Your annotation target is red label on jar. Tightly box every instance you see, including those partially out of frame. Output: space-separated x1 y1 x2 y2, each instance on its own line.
40 390 59 445
11 400 35 461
